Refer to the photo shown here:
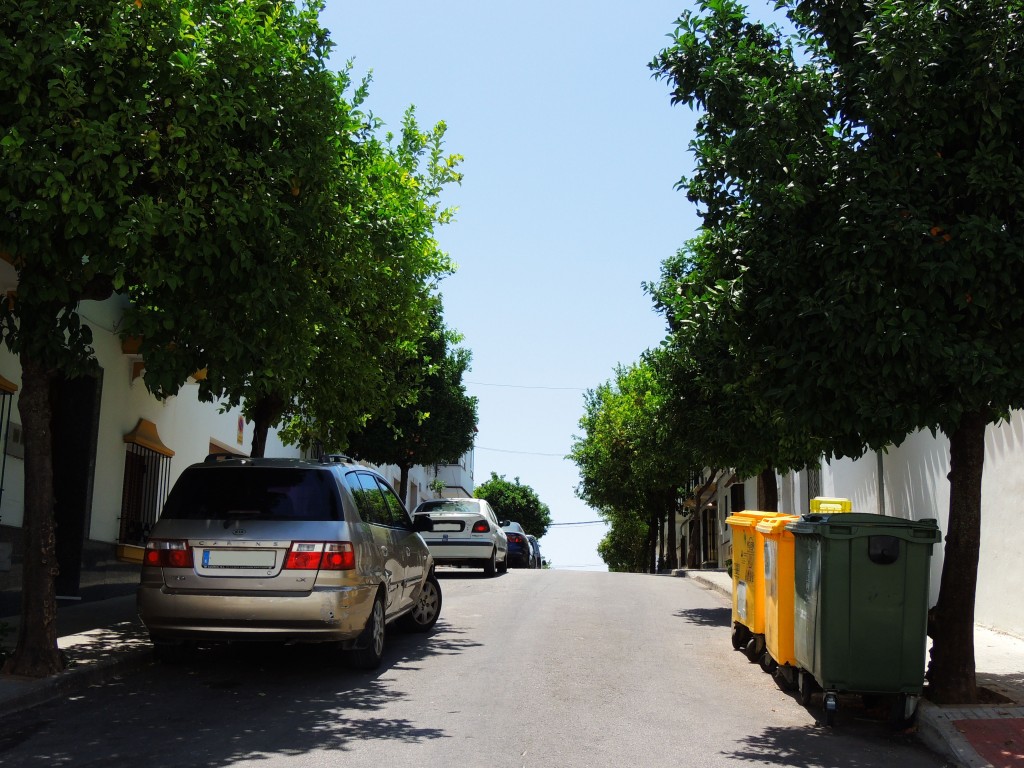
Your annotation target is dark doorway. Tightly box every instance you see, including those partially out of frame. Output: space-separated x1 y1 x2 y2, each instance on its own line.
51 370 102 597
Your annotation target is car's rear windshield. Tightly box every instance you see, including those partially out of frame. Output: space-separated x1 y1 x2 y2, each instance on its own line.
161 467 341 521
417 500 480 515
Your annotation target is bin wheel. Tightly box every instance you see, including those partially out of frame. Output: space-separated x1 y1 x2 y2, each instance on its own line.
759 651 778 675
799 672 819 706
889 693 918 729
774 665 799 692
731 624 750 650
744 637 762 663
823 691 839 727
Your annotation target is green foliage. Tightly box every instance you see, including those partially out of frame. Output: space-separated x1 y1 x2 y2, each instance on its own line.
651 0 1024 702
473 472 552 538
596 514 649 573
651 0 1024 455
344 302 478 472
0 0 463 674
569 353 692 570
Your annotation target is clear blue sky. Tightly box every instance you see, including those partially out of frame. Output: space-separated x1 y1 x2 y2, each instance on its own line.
320 1 706 569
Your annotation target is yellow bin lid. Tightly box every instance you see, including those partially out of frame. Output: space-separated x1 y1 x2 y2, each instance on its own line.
809 497 852 513
755 514 800 534
725 510 784 528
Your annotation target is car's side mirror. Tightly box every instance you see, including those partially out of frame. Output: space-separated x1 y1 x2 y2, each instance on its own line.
499 519 510 527
414 515 434 532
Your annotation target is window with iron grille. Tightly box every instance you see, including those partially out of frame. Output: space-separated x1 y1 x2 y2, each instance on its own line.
119 422 174 545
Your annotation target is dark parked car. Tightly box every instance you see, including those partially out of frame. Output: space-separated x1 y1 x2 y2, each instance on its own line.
527 535 542 568
501 521 533 568
138 455 441 669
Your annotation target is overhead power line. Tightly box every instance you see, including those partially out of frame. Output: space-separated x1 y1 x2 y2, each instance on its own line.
466 380 587 392
475 445 567 457
548 520 602 528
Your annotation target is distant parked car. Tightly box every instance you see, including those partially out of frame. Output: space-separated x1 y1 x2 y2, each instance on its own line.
412 498 508 577
527 535 542 569
502 521 533 568
138 455 441 670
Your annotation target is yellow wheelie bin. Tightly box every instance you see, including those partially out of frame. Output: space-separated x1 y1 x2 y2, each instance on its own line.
756 514 800 682
725 510 785 662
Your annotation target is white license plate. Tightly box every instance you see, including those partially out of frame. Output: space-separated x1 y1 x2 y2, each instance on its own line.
202 549 276 569
434 522 462 531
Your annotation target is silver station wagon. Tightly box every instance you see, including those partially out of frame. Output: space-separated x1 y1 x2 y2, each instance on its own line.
137 455 440 669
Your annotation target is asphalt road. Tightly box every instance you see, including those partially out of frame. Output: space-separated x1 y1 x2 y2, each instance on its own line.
0 570 947 768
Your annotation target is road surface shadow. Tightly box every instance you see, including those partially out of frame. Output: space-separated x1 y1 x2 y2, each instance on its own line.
674 606 731 627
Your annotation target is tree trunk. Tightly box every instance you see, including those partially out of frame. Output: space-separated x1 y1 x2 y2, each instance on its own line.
399 463 411 508
666 492 678 571
657 507 666 572
926 410 986 704
759 467 778 512
248 393 285 458
3 355 62 677
646 510 658 573
686 518 699 568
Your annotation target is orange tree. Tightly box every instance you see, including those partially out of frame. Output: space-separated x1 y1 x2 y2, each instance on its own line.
343 301 478 502
0 0 352 676
652 0 1024 703
570 353 692 572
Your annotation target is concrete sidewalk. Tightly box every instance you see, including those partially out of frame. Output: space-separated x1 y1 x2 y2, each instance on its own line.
0 591 152 714
678 568 1024 768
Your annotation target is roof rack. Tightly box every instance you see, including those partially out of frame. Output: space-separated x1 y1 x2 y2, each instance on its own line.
204 452 239 463
320 453 355 465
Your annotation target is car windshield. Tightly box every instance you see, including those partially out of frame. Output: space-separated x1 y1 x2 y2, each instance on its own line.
161 467 341 521
503 522 526 533
417 500 479 515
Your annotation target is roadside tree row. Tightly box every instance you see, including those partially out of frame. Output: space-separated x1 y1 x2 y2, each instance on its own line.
572 0 1024 706
0 0 473 677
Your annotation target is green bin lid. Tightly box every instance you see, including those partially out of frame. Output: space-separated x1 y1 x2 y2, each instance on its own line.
786 513 941 543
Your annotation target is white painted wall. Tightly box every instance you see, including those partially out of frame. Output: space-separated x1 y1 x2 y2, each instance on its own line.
0 294 300 543
816 413 1024 639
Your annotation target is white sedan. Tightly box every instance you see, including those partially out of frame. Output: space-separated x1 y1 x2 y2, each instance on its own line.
412 498 509 577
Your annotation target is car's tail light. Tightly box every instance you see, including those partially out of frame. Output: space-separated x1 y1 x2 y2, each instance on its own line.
144 539 193 568
507 533 525 545
284 542 354 571
320 542 355 570
472 520 490 533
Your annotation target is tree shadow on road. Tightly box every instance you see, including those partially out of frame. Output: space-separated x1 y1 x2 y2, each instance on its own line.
0 620 479 767
674 606 731 628
720 721 940 767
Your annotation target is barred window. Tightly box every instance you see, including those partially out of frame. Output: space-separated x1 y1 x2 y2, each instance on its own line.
119 419 173 545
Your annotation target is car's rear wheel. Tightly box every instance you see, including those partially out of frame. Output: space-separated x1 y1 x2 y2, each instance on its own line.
497 554 508 574
400 573 442 632
349 593 386 670
483 548 497 577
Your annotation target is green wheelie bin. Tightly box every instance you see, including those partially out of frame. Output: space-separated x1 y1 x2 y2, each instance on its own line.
787 513 941 726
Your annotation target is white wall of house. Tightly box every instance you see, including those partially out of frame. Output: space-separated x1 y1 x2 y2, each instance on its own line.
816 412 1024 639
707 411 1024 640
0 293 300 544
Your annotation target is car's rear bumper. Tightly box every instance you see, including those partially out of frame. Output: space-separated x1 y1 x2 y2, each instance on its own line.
422 538 495 562
507 548 532 568
137 583 377 642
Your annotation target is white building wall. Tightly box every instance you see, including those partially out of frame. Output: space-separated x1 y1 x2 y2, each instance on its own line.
813 412 1024 639
0 294 301 545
